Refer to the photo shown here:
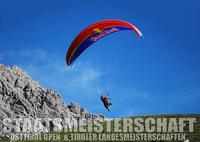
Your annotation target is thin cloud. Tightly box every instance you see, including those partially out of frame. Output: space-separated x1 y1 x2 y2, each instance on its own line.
20 49 47 61
12 48 104 96
70 64 103 88
117 88 151 100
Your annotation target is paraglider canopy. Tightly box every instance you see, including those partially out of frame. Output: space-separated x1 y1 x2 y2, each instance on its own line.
66 19 143 66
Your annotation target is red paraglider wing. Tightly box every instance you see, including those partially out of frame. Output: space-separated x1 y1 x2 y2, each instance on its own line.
66 19 143 65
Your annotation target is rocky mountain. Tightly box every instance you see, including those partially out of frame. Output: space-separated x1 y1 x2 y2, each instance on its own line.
0 64 102 137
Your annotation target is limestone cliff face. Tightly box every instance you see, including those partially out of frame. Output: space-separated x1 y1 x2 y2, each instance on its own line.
0 64 98 135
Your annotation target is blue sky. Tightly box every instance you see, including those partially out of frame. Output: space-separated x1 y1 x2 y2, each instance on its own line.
0 0 200 117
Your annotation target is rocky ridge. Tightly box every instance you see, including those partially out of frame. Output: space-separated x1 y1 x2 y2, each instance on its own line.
0 64 102 136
